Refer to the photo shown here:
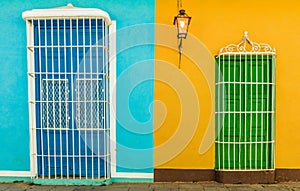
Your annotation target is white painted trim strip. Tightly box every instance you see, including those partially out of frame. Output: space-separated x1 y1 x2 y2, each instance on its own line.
112 172 153 179
0 171 31 177
22 4 112 25
109 21 117 178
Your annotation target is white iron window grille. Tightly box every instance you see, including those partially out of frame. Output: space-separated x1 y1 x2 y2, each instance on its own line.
215 32 276 171
23 4 115 182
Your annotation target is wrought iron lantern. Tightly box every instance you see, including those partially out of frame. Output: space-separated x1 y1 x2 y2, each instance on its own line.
173 9 191 68
173 9 191 39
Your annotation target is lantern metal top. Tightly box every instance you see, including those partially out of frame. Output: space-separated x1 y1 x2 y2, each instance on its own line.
22 3 112 25
173 9 192 25
179 9 186 15
219 31 276 55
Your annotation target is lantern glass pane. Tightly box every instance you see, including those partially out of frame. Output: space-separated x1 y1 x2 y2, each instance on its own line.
177 17 189 38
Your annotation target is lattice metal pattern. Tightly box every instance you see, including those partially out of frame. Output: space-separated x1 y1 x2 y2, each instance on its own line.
42 79 69 129
76 79 104 129
215 32 276 170
30 18 110 180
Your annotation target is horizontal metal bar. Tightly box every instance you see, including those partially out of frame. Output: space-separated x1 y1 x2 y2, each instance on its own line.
42 78 68 81
216 141 274 144
218 52 276 56
38 127 69 130
29 45 108 49
216 169 275 171
215 111 275 114
76 128 109 131
36 100 109 103
216 82 275 85
29 72 109 76
37 154 111 157
76 78 103 81
26 16 109 20
35 127 110 131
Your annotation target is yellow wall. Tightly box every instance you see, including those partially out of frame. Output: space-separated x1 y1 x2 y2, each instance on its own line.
155 0 300 169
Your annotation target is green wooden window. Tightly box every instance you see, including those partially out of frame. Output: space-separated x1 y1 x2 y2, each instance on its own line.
215 54 275 170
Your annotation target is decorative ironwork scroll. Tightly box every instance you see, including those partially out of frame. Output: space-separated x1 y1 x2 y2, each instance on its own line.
219 31 276 55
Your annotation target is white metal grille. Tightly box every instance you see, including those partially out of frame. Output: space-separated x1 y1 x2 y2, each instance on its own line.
76 79 104 129
42 79 69 129
25 16 111 181
215 32 276 171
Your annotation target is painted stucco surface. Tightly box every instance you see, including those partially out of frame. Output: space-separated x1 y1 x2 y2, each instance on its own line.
155 0 300 169
1 0 300 178
0 0 154 173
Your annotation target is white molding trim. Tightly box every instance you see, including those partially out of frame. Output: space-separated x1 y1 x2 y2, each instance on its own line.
22 3 112 25
109 20 118 178
0 171 31 177
26 19 37 178
112 172 153 179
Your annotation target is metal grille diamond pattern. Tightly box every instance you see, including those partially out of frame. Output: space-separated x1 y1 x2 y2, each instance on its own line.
42 79 69 129
76 79 104 129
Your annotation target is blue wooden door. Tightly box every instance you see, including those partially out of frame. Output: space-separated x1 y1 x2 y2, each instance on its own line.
33 19 109 179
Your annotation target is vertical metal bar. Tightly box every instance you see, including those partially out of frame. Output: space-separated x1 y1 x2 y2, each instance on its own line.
83 18 88 179
105 23 112 178
70 18 76 179
50 18 58 179
271 54 275 169
244 54 247 170
57 18 63 179
222 54 225 170
250 54 252 170
76 18 82 179
107 22 110 178
261 54 264 169
266 53 269 169
239 53 242 170
255 53 258 170
105 22 108 179
217 55 221 170
89 18 94 179
95 18 100 179
44 19 51 179
228 54 230 169
37 19 44 179
106 21 110 178
233 54 236 170
63 18 69 179
103 19 107 178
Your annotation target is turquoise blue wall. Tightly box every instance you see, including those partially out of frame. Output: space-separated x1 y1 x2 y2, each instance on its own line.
0 0 154 174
